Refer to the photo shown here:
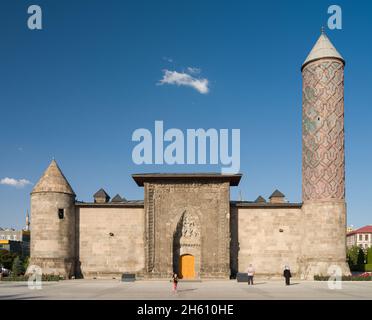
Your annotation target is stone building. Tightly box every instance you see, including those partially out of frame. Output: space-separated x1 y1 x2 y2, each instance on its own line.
29 31 351 280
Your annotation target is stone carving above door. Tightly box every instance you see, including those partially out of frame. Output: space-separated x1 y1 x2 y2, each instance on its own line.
181 211 200 239
174 210 201 248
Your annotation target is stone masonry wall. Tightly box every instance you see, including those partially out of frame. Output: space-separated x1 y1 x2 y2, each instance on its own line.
299 201 350 279
76 207 145 278
233 206 303 277
30 192 75 278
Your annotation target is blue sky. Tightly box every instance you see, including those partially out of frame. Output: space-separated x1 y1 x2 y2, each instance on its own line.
0 0 371 229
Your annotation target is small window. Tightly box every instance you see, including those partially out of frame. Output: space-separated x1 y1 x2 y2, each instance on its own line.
365 235 369 241
58 209 64 220
359 234 363 241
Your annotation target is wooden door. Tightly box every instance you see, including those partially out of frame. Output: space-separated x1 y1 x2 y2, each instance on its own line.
179 254 195 279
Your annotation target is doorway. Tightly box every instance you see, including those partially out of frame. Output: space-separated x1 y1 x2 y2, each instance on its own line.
179 254 195 279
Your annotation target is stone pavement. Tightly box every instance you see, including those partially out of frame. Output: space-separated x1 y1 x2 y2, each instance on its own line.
0 280 371 300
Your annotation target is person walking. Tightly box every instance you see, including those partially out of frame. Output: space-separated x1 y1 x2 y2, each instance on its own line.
172 273 179 293
246 264 255 285
283 265 291 286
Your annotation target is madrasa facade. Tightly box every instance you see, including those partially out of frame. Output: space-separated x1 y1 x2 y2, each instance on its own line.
29 31 351 280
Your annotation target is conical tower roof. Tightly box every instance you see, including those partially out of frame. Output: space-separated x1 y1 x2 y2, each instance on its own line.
111 194 127 203
31 160 75 195
255 195 266 203
93 188 110 198
302 30 344 70
269 189 285 199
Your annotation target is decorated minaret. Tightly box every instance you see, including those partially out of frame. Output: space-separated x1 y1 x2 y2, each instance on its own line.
300 29 350 278
29 160 76 278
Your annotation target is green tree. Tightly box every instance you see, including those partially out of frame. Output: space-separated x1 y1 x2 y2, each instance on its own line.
0 249 17 270
11 256 24 277
22 256 30 273
347 246 360 267
357 247 366 265
367 247 372 264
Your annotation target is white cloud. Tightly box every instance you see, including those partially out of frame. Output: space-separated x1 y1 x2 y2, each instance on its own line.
158 69 209 94
187 67 201 74
0 177 32 188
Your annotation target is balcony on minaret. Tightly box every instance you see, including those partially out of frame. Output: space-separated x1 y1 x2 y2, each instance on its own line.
93 188 111 203
269 189 286 204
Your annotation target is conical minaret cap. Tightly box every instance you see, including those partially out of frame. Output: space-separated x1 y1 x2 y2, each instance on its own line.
31 160 75 195
302 30 344 70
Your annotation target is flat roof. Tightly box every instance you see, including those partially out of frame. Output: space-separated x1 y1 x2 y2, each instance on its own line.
132 173 242 186
231 201 302 208
75 200 302 209
76 200 144 208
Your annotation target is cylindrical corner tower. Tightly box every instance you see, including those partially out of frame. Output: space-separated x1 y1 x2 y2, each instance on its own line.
29 160 76 278
300 31 350 279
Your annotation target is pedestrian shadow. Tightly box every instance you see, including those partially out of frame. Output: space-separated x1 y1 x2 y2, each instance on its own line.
177 288 198 292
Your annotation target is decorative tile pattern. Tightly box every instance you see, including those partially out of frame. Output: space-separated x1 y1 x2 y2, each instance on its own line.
302 59 345 201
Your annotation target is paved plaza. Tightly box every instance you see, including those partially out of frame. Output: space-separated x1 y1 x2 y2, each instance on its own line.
0 279 371 300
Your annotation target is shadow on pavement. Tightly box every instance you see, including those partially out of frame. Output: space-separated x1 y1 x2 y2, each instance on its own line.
0 294 45 300
177 288 198 292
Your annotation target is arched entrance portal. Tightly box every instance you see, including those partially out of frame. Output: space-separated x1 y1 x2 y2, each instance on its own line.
179 254 195 279
173 210 201 279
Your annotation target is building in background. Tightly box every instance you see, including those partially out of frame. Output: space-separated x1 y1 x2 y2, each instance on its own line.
0 212 31 256
347 226 372 249
0 240 23 255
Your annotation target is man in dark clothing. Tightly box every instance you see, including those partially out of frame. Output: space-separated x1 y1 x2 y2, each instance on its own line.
283 266 291 286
